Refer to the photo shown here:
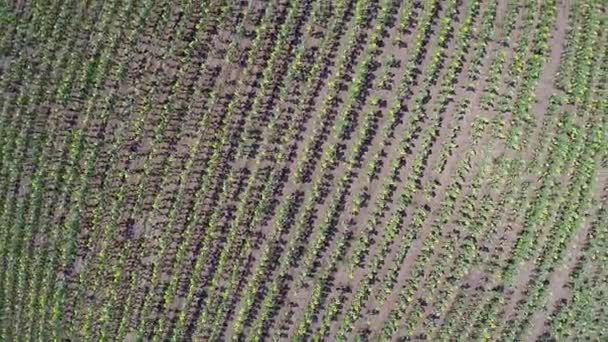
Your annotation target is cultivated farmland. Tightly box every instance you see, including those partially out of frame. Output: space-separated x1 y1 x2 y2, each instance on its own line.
0 0 606 340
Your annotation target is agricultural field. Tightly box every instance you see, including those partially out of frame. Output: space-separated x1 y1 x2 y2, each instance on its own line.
0 0 606 340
